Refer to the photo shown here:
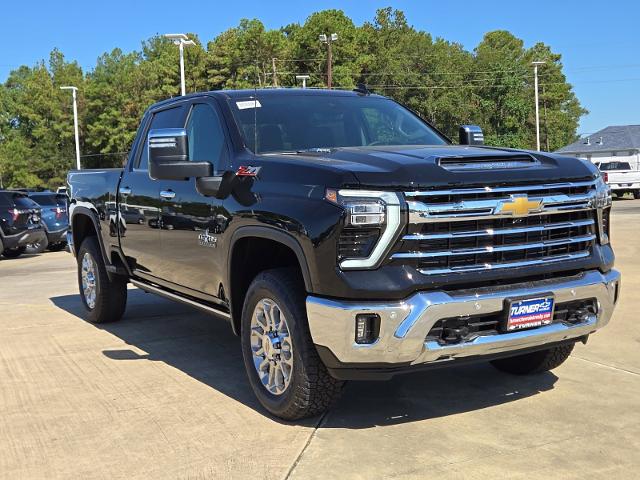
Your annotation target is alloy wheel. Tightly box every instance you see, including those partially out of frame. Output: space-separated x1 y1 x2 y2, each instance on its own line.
81 252 98 309
250 298 294 395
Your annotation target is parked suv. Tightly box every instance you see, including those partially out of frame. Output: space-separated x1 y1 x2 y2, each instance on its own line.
27 192 69 252
66 89 619 420
0 190 46 259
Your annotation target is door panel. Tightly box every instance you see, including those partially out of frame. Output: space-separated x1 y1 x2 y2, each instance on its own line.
159 101 230 296
119 104 187 279
117 172 160 277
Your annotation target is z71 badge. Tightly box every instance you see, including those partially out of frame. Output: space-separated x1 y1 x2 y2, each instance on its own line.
198 229 218 248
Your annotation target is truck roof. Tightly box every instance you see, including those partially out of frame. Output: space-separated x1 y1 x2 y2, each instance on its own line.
149 88 386 110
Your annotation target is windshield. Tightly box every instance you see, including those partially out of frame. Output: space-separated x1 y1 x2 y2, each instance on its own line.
599 161 632 171
230 94 448 153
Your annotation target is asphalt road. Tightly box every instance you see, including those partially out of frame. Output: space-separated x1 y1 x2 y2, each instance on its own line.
1 200 639 479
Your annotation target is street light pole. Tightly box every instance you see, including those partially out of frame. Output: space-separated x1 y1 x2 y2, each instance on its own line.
532 61 546 151
319 33 338 89
295 75 310 88
60 86 81 170
164 34 196 96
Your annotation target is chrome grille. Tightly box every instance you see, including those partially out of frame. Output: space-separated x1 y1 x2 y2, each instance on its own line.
395 181 598 275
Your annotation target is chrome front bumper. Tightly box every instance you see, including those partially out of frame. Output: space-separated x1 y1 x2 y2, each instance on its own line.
306 269 620 366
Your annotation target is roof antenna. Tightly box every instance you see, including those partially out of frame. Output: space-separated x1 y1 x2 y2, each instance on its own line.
353 83 372 95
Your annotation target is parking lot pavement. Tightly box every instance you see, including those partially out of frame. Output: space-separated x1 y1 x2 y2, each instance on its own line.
0 200 639 479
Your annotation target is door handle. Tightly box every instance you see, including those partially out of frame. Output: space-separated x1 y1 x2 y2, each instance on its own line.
160 190 176 200
119 186 132 196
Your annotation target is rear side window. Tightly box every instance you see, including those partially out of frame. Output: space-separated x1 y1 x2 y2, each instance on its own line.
0 192 10 207
136 106 186 170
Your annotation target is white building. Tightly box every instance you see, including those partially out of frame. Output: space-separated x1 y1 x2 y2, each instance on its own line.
555 125 640 170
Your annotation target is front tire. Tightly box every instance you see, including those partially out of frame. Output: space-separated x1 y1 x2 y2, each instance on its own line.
25 234 49 254
240 269 344 420
2 246 26 259
77 236 127 323
490 343 574 375
634 190 640 200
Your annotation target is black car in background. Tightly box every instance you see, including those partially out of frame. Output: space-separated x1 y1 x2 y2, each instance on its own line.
27 192 69 252
0 190 46 259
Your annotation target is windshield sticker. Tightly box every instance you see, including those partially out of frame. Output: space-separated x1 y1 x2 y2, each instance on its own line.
236 100 262 110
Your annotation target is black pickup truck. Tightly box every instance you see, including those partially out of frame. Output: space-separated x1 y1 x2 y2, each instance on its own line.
67 88 620 420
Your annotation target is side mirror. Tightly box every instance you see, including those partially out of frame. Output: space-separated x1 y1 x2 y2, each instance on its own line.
459 125 484 146
148 128 212 180
196 170 238 199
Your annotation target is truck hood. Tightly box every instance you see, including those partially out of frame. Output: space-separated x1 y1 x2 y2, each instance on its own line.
288 145 599 189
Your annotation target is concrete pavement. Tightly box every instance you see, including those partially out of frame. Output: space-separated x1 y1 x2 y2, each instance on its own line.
1 200 639 479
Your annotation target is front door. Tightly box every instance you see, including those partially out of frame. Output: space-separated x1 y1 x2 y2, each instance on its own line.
157 101 230 297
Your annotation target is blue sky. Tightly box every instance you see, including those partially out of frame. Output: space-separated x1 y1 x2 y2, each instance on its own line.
2 0 639 136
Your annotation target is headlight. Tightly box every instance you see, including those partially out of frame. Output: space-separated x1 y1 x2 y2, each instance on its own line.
594 176 612 245
326 189 402 269
594 176 612 209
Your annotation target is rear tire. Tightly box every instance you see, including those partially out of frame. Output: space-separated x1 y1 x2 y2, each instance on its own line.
77 236 127 323
634 190 640 200
2 246 26 259
240 268 344 420
490 343 574 375
25 234 49 254
48 242 67 252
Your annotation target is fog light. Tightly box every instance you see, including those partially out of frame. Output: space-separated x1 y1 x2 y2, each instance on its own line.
355 313 380 344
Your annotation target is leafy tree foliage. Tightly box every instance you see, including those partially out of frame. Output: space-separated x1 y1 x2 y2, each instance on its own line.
0 8 585 189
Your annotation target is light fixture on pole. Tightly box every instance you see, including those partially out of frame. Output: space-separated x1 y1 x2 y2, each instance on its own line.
164 33 196 96
532 61 546 151
60 86 81 170
319 33 338 89
295 75 310 89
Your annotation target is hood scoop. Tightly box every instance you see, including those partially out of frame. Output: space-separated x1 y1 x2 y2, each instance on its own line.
437 154 539 171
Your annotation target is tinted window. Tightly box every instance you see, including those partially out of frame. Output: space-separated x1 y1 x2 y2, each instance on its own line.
29 194 66 206
137 106 185 169
186 104 226 170
0 192 10 207
599 161 632 171
13 194 39 209
230 95 447 153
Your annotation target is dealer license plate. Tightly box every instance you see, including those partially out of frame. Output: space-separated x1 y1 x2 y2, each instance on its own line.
506 296 555 331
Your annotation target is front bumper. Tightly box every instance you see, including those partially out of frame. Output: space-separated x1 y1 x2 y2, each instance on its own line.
307 269 620 378
1 227 46 250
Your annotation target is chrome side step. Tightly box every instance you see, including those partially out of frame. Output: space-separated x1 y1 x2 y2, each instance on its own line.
130 279 231 320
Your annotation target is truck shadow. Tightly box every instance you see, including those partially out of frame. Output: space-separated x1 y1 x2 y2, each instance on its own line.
50 289 558 429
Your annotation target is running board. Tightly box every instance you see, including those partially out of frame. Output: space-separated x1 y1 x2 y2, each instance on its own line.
130 279 231 320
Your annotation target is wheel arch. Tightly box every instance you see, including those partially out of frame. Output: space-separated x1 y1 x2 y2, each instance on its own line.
71 207 111 268
227 226 312 335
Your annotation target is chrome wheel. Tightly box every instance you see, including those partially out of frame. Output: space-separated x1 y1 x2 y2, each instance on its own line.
250 298 294 395
81 252 97 309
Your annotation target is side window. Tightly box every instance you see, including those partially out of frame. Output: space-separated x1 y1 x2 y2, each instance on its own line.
136 106 185 170
186 104 226 170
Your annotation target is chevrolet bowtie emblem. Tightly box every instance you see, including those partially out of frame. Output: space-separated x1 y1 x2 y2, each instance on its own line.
499 194 542 217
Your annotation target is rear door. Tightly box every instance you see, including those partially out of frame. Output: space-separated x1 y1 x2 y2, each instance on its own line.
119 104 188 280
156 99 231 296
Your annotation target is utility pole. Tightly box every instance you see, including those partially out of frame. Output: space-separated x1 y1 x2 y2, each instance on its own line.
272 57 278 87
532 61 546 151
319 33 338 89
164 34 196 96
60 86 81 170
